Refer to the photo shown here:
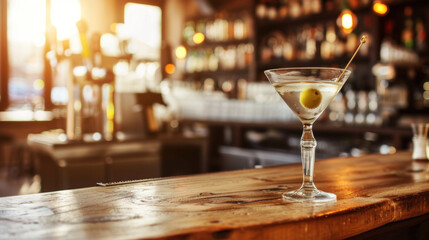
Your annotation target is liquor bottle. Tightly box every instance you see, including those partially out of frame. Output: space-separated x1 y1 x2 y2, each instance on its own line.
360 0 370 6
315 24 324 42
289 0 302 19
236 44 246 69
401 7 414 50
321 23 336 60
344 89 356 125
236 78 248 100
384 19 394 40
244 43 254 67
234 18 245 40
278 0 289 19
228 18 235 41
266 0 278 20
302 0 312 15
195 20 206 36
205 19 214 41
208 49 219 72
213 17 223 42
423 73 429 108
272 34 284 59
226 46 237 70
415 19 427 52
348 0 360 9
203 49 210 72
195 50 204 72
366 91 382 126
328 92 346 123
216 14 229 42
256 0 268 19
325 0 335 12
355 91 367 125
305 26 316 60
185 50 197 73
296 27 306 60
311 0 322 14
346 33 358 56
261 38 273 62
183 21 195 45
282 35 295 61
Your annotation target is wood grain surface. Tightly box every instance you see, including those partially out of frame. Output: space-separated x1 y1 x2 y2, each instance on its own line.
1 151 429 239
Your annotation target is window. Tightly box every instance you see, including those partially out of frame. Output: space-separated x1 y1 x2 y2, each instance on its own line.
7 0 46 110
0 0 81 111
114 3 162 93
124 3 161 60
0 0 163 112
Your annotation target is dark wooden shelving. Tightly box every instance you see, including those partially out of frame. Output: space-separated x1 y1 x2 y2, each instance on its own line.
184 68 250 79
256 6 372 33
253 0 380 88
185 38 252 49
258 56 371 70
254 0 429 32
180 118 411 137
179 118 412 157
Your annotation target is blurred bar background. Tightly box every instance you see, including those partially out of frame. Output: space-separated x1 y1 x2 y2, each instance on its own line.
1 0 428 196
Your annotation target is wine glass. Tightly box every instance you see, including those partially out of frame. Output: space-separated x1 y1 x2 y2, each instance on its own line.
265 67 351 202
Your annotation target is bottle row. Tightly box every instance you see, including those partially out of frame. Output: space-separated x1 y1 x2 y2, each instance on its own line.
383 6 427 53
255 0 371 21
329 90 382 126
328 81 429 126
181 43 254 74
183 12 252 45
260 24 371 63
164 74 429 124
165 80 295 122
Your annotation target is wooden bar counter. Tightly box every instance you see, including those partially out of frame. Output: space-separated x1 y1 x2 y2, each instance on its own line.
1 151 429 239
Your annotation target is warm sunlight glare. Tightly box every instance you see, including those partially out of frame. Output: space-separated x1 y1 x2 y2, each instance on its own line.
51 0 81 40
8 0 46 46
125 3 161 49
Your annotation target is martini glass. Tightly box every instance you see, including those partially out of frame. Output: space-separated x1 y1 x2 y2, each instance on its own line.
265 67 351 202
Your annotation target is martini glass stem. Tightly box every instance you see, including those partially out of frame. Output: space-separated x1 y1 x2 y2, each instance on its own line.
300 124 317 193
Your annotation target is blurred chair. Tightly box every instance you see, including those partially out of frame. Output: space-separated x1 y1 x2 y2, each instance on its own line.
0 133 14 169
8 140 36 178
160 135 208 177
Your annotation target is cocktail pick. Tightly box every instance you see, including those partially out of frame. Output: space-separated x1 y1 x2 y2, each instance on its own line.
337 35 367 82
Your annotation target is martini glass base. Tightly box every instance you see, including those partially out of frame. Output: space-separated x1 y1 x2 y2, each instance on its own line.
282 188 336 203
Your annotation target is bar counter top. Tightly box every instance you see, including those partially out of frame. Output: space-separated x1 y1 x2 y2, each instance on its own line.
1 151 429 239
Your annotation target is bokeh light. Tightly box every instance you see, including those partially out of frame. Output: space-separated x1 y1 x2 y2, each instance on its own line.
373 1 389 16
193 32 205 44
337 10 357 34
175 45 187 59
33 79 45 91
165 63 176 74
